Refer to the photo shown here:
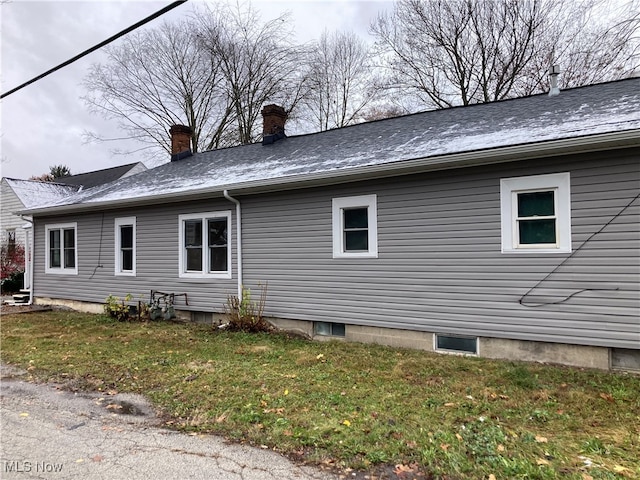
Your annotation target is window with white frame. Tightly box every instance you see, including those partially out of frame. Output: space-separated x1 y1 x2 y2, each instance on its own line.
45 223 77 274
500 173 571 253
115 217 136 276
332 194 378 258
178 211 231 278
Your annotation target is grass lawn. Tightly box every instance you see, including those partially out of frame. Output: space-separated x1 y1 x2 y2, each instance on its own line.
1 311 639 479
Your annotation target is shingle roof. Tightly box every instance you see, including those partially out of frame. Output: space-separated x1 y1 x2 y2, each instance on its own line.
55 162 146 189
25 78 640 214
4 178 80 209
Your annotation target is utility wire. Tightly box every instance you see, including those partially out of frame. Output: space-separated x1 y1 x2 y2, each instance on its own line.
0 0 188 99
519 191 640 307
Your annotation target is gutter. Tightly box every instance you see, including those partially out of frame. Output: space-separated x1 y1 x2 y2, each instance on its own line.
223 190 243 298
19 130 640 217
19 215 34 305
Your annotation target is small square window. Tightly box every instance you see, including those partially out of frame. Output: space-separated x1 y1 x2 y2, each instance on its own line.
517 190 557 245
314 322 346 337
435 334 478 354
332 195 378 258
500 173 571 253
344 207 369 251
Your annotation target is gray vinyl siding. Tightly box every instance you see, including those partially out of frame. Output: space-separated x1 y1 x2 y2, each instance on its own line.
240 150 639 349
31 150 639 350
33 198 237 312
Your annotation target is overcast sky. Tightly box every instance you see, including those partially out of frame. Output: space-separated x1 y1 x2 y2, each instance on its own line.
0 0 392 179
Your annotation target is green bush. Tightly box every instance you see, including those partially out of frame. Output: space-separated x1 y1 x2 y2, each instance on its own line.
104 294 149 321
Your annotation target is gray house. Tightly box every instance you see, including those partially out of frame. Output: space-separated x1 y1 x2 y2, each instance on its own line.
21 80 640 370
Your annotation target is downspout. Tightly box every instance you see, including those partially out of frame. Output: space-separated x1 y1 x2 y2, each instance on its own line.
223 190 243 298
19 215 34 305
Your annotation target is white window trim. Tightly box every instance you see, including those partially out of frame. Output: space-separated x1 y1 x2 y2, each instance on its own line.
114 217 136 276
178 211 232 279
332 194 378 258
500 173 571 254
45 222 78 275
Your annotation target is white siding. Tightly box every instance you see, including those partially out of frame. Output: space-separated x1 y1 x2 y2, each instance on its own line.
1 178 29 245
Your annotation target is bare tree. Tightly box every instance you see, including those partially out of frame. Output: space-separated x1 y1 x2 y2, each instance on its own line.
301 30 379 131
360 104 407 122
371 0 640 109
195 3 306 144
520 0 640 92
83 19 232 156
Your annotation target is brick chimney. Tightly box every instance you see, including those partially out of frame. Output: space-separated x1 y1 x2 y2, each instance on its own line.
170 124 193 161
261 105 287 145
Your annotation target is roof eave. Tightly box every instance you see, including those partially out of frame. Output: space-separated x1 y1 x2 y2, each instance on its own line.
23 130 640 216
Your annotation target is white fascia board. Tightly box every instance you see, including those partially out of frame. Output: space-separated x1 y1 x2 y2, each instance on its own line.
21 130 640 217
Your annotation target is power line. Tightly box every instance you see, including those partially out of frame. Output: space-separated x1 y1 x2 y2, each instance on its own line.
0 0 188 99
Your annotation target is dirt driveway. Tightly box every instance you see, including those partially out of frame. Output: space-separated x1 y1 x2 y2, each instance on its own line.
0 364 338 480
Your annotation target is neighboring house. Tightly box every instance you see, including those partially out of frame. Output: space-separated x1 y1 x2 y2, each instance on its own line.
1 162 146 245
1 162 146 290
1 179 79 292
53 162 147 189
1 178 79 246
20 80 640 370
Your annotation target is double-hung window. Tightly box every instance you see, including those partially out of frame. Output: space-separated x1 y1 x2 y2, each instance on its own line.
115 217 136 276
500 172 571 253
332 195 378 258
45 223 77 274
179 211 231 278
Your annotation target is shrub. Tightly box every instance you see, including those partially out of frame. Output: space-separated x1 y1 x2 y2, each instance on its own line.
1 242 25 280
1 241 25 294
1 272 24 294
104 294 132 321
224 283 271 332
104 294 149 321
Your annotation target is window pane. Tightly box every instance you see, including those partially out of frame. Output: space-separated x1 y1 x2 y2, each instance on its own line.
186 248 202 271
63 228 75 248
209 246 227 272
331 323 346 336
208 219 227 246
314 322 331 336
64 247 75 268
50 230 60 249
185 220 202 247
120 225 133 249
50 248 61 268
344 208 368 229
518 191 554 217
345 230 368 251
436 335 477 353
49 230 61 268
121 250 133 271
519 219 557 244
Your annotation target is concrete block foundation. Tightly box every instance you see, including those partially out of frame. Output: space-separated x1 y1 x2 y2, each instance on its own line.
31 298 636 371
